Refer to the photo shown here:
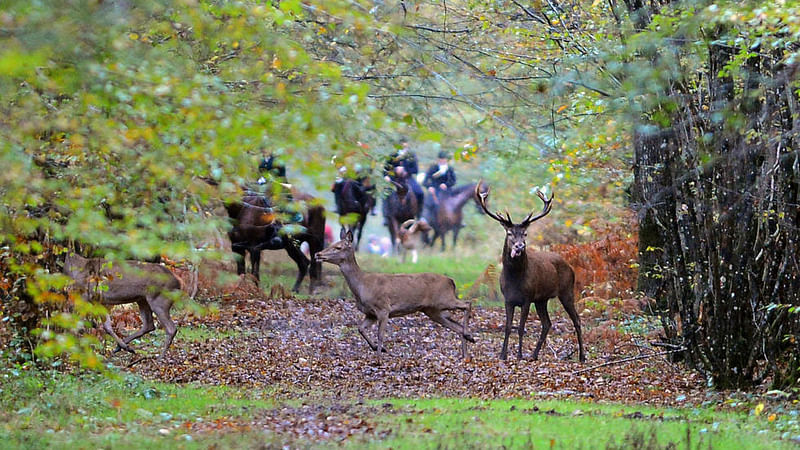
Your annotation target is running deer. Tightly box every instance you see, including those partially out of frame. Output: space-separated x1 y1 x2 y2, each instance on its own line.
475 181 585 362
315 229 474 359
63 253 180 359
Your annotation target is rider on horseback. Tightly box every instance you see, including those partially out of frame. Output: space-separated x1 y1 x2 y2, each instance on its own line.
423 150 457 217
384 137 424 216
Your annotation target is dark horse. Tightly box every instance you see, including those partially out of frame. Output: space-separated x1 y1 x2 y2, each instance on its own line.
226 192 325 293
333 179 375 251
382 177 419 253
424 183 483 251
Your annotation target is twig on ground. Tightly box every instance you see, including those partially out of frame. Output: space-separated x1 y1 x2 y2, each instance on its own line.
573 348 687 375
126 356 147 368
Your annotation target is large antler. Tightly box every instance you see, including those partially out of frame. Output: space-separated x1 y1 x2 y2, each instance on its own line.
475 180 513 227
520 190 554 227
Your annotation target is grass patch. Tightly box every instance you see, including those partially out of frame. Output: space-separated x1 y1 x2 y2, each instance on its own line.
358 398 792 449
0 369 277 449
2 371 795 449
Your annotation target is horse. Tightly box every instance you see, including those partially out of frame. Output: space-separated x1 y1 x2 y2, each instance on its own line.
333 179 375 251
382 177 419 254
227 191 325 293
424 183 483 251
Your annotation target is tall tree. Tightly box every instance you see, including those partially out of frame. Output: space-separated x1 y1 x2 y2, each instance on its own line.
621 1 800 388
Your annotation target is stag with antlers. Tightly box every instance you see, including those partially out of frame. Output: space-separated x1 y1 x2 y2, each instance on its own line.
476 181 585 362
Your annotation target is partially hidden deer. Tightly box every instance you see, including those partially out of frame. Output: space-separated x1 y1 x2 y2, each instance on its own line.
63 253 180 359
315 229 474 359
397 218 432 263
475 181 585 362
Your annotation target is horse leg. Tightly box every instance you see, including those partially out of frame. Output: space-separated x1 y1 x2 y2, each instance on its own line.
452 225 462 250
284 241 309 292
355 215 367 251
232 246 246 275
308 235 323 294
388 219 399 254
249 247 261 285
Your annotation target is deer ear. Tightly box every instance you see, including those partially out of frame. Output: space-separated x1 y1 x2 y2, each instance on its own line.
339 227 347 240
345 230 354 243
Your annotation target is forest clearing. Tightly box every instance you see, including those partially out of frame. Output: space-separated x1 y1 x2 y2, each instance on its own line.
2 0 799 448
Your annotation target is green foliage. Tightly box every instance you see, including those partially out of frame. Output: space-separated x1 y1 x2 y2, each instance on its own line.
0 0 395 369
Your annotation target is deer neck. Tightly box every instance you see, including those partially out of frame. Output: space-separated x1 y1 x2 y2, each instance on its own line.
336 254 367 298
502 243 528 273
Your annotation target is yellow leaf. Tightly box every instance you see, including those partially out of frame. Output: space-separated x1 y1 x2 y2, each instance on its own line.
768 413 777 422
128 33 139 40
232 41 239 49
754 403 765 416
565 219 573 227
557 105 568 113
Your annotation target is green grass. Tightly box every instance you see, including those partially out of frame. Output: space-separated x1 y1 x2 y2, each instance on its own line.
1 370 795 449
354 398 793 449
0 369 278 449
177 325 254 343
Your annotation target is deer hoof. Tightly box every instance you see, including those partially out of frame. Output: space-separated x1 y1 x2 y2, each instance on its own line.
113 344 135 354
114 345 136 355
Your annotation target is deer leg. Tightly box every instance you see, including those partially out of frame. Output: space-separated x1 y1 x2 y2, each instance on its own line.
427 310 475 343
113 300 155 353
376 315 388 361
517 303 531 360
461 303 472 359
357 316 380 352
500 303 515 360
150 295 177 359
559 291 586 362
284 241 309 292
531 301 551 361
103 314 135 354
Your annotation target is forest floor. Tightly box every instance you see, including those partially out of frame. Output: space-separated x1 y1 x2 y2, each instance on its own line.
3 235 796 448
86 241 696 443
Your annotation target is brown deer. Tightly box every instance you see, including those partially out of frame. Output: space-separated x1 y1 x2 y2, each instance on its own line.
315 229 474 359
63 253 180 359
475 181 585 362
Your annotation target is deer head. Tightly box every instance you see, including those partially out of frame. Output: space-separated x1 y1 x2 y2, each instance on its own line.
475 180 553 259
315 228 355 265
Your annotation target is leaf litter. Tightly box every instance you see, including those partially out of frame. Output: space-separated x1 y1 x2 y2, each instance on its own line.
117 273 706 441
